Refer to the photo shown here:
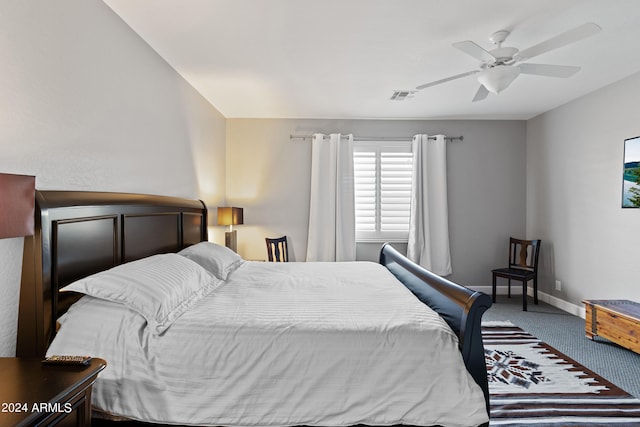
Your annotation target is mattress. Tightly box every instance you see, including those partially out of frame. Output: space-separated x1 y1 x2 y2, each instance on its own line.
48 260 488 427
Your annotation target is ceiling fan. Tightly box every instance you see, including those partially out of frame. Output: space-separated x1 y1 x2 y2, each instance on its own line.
416 22 601 102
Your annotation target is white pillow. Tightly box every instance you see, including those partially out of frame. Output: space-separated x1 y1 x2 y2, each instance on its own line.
61 253 220 335
178 241 244 280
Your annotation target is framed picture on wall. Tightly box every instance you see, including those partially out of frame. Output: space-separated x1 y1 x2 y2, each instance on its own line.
622 136 640 208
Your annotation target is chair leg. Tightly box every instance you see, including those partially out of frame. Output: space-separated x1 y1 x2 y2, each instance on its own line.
507 278 511 298
492 274 497 303
522 280 527 311
533 277 539 304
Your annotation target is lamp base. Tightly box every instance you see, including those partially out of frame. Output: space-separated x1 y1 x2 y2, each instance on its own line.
225 230 238 252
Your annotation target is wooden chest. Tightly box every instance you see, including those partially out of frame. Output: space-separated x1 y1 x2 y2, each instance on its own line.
583 299 640 354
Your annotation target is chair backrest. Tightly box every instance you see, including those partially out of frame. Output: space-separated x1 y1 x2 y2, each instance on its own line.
508 237 541 273
266 236 289 262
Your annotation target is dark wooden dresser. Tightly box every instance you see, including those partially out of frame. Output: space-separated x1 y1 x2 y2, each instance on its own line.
0 358 106 427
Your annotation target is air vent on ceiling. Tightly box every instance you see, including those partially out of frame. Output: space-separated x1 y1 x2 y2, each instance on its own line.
390 90 417 101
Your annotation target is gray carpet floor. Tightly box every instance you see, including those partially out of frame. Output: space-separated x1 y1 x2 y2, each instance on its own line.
484 295 640 398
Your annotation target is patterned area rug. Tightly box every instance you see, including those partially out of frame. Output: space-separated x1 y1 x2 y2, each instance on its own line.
483 321 640 426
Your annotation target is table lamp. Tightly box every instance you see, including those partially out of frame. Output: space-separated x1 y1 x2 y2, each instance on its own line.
217 207 243 252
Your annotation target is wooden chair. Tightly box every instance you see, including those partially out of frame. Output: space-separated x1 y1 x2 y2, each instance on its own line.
265 236 289 262
492 237 541 311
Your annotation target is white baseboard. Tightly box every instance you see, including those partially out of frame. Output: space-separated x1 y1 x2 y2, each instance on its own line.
473 286 586 319
537 291 586 318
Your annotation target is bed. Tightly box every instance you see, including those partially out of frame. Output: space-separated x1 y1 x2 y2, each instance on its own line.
17 190 492 427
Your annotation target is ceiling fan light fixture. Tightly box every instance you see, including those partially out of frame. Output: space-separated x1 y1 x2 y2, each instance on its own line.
477 65 521 94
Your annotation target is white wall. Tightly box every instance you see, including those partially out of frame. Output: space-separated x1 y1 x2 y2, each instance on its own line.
0 0 226 355
527 71 640 306
226 118 526 288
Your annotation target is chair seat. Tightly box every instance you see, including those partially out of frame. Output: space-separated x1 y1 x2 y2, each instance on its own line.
492 267 535 280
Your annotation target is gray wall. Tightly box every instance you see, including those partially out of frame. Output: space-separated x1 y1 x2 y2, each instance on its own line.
226 118 526 289
0 0 227 355
527 71 640 308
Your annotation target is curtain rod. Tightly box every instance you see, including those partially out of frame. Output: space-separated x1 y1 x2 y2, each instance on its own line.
289 134 463 142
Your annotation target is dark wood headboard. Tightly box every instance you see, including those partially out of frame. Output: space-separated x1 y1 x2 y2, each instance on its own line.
17 191 208 357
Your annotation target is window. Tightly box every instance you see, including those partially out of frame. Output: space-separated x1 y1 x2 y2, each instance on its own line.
353 141 413 242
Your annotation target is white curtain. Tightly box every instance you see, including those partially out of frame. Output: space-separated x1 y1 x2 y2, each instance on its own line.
306 133 356 261
407 134 452 275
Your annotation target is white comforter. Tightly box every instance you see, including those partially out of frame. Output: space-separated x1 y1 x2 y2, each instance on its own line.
48 261 488 427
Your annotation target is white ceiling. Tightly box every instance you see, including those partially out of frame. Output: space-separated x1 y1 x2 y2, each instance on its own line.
103 0 640 120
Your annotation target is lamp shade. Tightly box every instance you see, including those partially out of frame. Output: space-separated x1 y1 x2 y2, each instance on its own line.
217 207 243 226
0 173 35 238
477 65 521 94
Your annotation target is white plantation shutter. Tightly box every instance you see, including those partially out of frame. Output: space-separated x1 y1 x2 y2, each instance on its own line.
354 141 413 241
354 150 376 234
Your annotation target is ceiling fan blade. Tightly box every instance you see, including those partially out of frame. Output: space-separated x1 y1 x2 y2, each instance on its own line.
453 41 496 62
416 70 477 90
517 22 601 61
472 85 489 102
519 63 581 78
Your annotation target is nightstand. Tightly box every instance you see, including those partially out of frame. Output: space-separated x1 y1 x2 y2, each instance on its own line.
0 357 106 427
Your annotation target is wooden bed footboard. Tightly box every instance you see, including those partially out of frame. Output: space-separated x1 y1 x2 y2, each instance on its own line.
379 243 491 414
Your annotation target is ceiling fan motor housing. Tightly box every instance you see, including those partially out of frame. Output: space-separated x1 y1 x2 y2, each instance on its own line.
488 46 519 64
